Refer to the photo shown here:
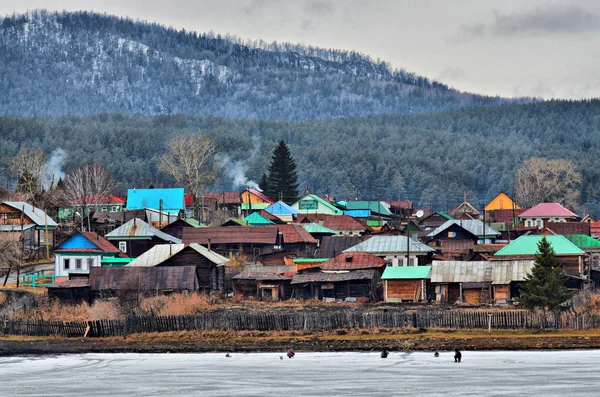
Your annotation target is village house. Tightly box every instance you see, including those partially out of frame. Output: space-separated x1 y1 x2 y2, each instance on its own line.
202 191 242 217
519 203 578 229
381 265 431 303
317 235 362 258
430 260 534 305
0 201 57 256
292 194 344 215
240 188 274 215
53 231 124 278
159 218 205 240
126 243 228 292
58 194 126 221
298 213 369 236
344 235 435 266
450 199 480 219
126 187 186 223
418 211 453 231
291 270 379 301
425 219 501 258
339 200 392 228
232 264 294 301
265 200 299 222
302 222 338 244
105 218 182 258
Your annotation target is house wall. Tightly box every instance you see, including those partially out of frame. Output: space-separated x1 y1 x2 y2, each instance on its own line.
385 279 422 302
485 193 519 211
494 284 510 302
463 288 483 304
159 248 222 291
0 204 35 225
242 192 269 205
383 254 423 267
54 253 102 278
522 216 569 228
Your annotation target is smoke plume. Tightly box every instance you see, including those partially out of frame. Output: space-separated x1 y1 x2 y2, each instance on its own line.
42 148 66 189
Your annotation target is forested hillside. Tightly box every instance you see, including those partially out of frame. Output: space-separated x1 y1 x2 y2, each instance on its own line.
0 10 529 120
1 100 600 213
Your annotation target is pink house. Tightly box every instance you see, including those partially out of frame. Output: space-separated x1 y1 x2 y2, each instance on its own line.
519 203 578 229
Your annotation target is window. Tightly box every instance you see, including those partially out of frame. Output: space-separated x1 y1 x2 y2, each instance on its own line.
63 258 70 270
119 241 127 253
75 258 82 270
0 212 19 220
299 200 318 210
536 220 542 228
87 258 94 269
111 206 119 212
101 207 107 212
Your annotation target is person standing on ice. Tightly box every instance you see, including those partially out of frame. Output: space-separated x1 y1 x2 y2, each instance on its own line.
381 348 389 358
287 348 295 358
454 349 462 363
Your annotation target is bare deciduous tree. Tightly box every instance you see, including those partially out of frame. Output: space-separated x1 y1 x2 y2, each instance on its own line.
514 158 582 208
7 148 46 201
159 134 216 218
63 163 117 231
0 235 21 287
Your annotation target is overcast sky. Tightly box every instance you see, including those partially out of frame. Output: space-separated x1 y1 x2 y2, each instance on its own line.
1 0 599 99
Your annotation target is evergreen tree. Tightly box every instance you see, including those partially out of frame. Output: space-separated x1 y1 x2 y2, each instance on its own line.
265 141 299 204
518 237 575 311
258 173 270 194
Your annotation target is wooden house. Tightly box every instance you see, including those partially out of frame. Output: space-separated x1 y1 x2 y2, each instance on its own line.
241 188 274 215
126 243 228 292
291 194 343 215
430 260 534 304
519 203 578 229
302 222 338 245
418 211 453 231
451 200 480 218
244 212 275 226
317 235 362 258
425 219 501 258
381 265 431 303
182 226 279 259
58 194 125 221
484 192 520 211
298 214 368 236
344 236 435 266
54 231 123 278
105 218 182 258
0 201 57 254
493 235 587 277
232 265 294 301
160 218 205 240
291 269 378 301
202 191 242 216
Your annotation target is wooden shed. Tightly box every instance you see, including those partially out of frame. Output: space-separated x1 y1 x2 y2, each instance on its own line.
291 270 377 301
381 266 431 303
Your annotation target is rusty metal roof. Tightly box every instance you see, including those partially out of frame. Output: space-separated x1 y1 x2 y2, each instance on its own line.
264 224 319 244
430 260 534 284
319 252 387 270
291 269 375 284
90 266 198 291
318 235 362 258
105 218 181 243
298 214 368 232
127 243 228 267
232 271 293 281
182 226 278 245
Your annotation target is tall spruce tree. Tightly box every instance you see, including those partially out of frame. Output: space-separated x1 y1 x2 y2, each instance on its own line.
258 173 270 195
265 141 299 204
518 237 575 311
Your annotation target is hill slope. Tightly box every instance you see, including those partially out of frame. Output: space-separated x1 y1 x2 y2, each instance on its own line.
1 100 599 213
0 10 528 120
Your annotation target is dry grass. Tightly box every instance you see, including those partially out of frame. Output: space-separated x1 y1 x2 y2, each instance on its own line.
0 291 6 305
140 293 213 316
12 298 121 321
574 292 600 315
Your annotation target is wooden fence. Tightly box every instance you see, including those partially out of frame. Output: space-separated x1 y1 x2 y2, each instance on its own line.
4 309 600 338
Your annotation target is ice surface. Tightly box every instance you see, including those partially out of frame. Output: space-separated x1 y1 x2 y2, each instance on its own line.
0 350 598 396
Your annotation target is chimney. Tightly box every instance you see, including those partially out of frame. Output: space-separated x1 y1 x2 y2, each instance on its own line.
207 238 211 251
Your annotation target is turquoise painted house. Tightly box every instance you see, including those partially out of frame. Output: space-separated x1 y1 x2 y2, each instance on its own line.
126 188 186 215
54 231 123 278
291 194 343 215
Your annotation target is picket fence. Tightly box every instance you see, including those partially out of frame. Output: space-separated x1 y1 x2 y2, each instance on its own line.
3 309 600 338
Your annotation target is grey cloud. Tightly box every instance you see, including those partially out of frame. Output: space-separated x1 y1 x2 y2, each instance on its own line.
299 0 335 31
437 66 466 81
459 5 600 39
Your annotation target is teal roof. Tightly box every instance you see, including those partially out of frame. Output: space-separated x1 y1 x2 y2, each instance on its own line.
494 235 585 256
244 212 275 225
382 266 432 280
126 188 185 214
265 201 299 216
101 258 135 266
438 211 453 220
302 223 339 235
343 201 392 216
241 203 271 210
292 258 329 263
564 234 600 249
184 218 206 228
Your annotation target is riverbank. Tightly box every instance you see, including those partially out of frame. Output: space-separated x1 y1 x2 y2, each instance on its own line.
3 328 600 356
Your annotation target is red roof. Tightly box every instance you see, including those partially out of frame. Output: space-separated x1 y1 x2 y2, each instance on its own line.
319 252 387 270
297 214 368 232
387 201 413 210
73 195 125 205
245 188 274 204
184 193 194 207
265 224 318 244
520 203 577 218
203 192 241 205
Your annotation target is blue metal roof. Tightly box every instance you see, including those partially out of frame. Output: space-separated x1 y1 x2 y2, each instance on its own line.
126 188 185 214
344 210 371 218
265 200 299 216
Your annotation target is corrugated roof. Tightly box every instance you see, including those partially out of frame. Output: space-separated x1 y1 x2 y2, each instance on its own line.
203 192 241 205
520 203 577 218
182 226 278 245
127 243 228 267
430 260 534 284
105 218 182 244
0 224 35 232
265 201 299 216
343 201 392 216
90 266 198 291
319 236 362 258
494 235 585 256
564 234 600 249
320 252 387 270
244 212 275 225
381 266 431 280
264 224 319 244
126 188 185 214
3 201 58 227
344 236 435 254
428 220 501 239
291 269 375 284
244 188 274 204
344 210 371 218
55 231 122 254
302 223 339 235
298 214 368 232
546 222 590 236
232 271 293 281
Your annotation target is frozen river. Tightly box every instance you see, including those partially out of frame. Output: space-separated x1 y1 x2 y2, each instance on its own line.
1 350 599 396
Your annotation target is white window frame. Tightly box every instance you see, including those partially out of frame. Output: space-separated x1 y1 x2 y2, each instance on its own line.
75 258 82 270
63 258 70 270
119 241 127 253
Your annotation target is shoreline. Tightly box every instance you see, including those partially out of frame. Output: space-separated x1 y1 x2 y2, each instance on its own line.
3 329 600 356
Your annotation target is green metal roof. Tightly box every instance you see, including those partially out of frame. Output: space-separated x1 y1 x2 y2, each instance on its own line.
293 194 343 215
438 211 453 220
382 266 432 280
241 203 271 210
343 201 392 216
564 234 600 249
184 218 206 228
292 258 329 263
244 212 275 225
302 223 338 235
494 235 585 256
101 257 135 266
